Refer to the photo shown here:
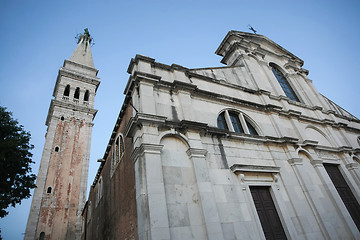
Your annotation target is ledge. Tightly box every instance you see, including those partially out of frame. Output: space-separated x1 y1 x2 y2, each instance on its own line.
230 164 280 174
125 113 167 138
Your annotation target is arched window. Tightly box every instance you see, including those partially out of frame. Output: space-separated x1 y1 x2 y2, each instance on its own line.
74 87 80 99
114 135 125 165
47 187 52 194
97 177 103 205
39 232 45 240
217 110 258 136
84 90 90 101
270 63 299 102
64 85 70 97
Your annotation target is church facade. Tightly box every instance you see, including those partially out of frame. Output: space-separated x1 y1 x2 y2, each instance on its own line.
26 30 360 240
82 31 360 239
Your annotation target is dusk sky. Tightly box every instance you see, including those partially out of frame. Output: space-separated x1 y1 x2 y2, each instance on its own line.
1 1 359 239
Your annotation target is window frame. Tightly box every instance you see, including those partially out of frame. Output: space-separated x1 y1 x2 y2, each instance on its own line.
217 110 259 136
270 63 300 102
111 134 125 176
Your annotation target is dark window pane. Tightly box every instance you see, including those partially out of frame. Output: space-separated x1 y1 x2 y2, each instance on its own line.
74 87 80 99
246 119 258 135
229 112 244 133
271 65 299 102
64 85 70 97
217 112 228 130
84 90 90 101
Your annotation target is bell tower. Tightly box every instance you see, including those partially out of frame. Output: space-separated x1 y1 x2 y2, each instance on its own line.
25 29 100 240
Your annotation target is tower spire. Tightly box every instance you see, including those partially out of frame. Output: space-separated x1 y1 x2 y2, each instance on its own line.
70 28 95 68
25 30 100 240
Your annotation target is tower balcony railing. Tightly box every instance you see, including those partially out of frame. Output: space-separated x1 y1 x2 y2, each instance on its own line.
62 96 69 101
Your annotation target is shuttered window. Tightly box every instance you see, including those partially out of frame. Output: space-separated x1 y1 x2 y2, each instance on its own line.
324 164 360 230
250 186 287 240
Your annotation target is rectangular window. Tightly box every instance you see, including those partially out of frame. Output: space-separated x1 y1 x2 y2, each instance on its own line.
250 186 287 240
324 164 360 230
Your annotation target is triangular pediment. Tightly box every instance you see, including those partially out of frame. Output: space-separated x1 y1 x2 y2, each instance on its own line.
216 31 303 66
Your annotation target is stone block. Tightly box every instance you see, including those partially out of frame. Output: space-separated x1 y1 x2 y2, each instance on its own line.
188 203 204 226
167 203 190 227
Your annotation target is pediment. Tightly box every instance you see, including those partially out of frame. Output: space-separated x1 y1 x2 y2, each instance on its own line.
216 31 303 66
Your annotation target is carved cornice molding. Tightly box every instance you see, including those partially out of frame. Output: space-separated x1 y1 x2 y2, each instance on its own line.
230 164 280 174
125 113 167 138
59 68 100 87
46 99 97 126
287 158 303 166
310 159 323 167
63 60 98 74
186 148 207 158
131 143 164 162
346 162 358 170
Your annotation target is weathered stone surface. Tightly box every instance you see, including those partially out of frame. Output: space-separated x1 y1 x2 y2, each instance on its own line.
25 33 99 240
55 30 360 240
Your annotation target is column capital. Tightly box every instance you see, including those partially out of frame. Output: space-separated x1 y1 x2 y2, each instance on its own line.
186 148 207 158
131 143 164 161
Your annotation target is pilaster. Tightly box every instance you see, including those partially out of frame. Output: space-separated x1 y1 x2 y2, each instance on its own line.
132 143 171 240
187 148 225 240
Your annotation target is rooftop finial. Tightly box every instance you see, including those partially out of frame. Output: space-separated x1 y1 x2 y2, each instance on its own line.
84 28 90 39
248 25 257 34
75 28 94 45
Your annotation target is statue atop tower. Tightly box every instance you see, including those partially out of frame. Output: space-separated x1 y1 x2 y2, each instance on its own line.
25 29 100 240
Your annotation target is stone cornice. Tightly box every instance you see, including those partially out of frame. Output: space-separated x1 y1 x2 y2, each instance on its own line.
45 99 97 126
63 60 99 75
297 140 357 154
159 119 300 146
59 67 100 87
287 158 303 166
346 162 358 170
131 143 164 162
126 55 358 126
125 113 167 139
186 148 207 158
155 78 359 129
230 164 280 174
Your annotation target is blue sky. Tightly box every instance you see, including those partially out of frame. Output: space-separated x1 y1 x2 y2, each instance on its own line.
0 1 359 239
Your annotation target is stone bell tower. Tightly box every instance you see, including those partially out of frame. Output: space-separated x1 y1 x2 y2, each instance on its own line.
25 29 100 240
